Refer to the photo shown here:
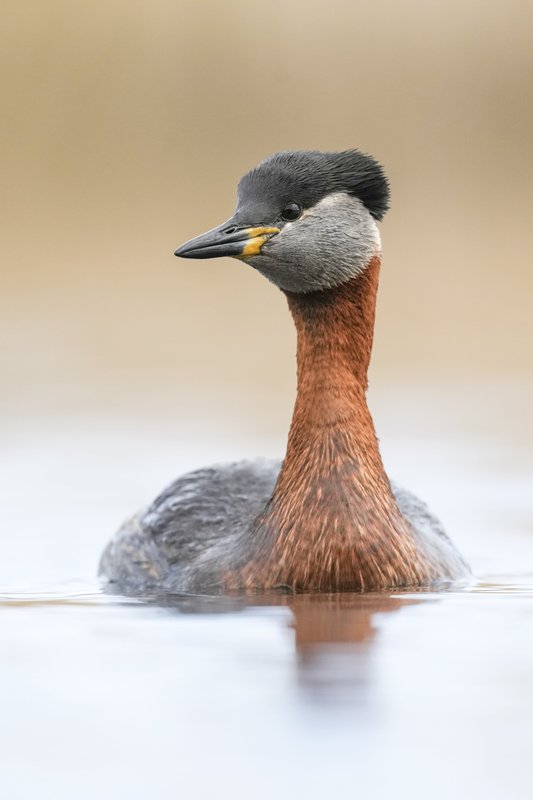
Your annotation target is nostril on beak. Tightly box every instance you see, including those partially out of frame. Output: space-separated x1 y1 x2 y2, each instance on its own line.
223 226 238 235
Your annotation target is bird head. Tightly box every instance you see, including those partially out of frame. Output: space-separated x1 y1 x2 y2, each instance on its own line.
174 149 389 293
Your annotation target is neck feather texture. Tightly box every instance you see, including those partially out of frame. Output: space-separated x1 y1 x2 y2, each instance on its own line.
231 256 439 591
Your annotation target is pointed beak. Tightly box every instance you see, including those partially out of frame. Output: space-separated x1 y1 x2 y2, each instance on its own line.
174 220 280 260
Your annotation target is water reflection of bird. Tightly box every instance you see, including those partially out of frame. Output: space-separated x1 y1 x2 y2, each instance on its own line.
288 592 423 701
100 150 469 594
141 591 428 701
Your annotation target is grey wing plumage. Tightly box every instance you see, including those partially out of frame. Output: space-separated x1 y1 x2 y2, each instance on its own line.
143 459 280 564
99 459 280 593
392 481 469 576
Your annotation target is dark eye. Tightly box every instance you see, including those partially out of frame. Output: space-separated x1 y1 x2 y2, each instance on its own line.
281 202 302 222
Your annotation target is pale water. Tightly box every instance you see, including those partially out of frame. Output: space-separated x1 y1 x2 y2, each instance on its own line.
1 384 532 800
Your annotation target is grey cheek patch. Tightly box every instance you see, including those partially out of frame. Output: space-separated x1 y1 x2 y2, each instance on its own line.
246 194 381 294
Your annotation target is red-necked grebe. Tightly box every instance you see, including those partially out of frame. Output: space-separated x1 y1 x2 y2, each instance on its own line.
99 149 469 594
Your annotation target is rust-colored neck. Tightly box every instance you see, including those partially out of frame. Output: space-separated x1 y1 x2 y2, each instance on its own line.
280 258 385 504
232 256 433 592
277 257 400 557
288 254 379 397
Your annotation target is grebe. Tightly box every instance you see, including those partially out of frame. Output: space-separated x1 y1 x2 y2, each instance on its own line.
100 149 469 594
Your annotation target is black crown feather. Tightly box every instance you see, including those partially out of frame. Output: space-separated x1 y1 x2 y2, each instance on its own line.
239 149 390 221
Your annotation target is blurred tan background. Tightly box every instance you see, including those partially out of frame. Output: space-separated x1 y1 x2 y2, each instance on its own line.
2 0 532 430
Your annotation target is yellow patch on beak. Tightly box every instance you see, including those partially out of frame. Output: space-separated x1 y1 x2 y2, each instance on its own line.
237 227 280 258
